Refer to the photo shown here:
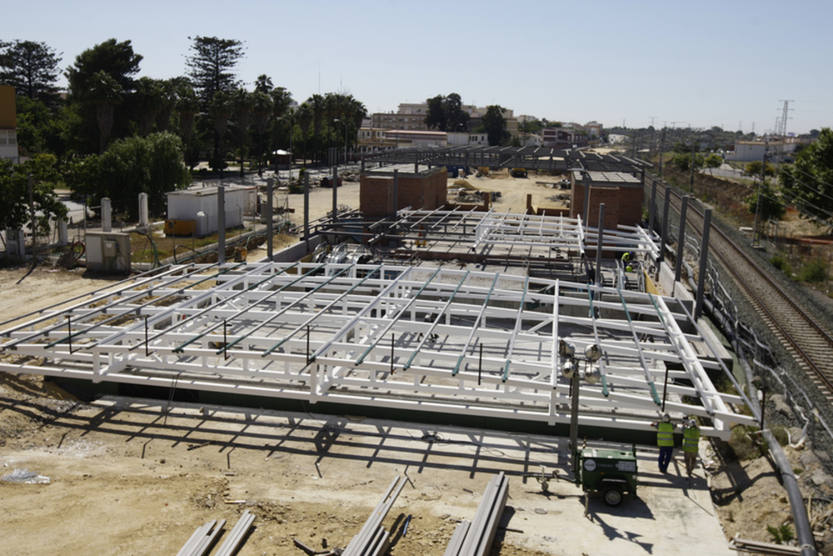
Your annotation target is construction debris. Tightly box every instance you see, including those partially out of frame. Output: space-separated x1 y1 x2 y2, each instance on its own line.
214 510 256 556
444 472 509 556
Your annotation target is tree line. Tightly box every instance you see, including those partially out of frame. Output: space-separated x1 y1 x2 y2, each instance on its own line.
423 92 511 146
0 36 367 227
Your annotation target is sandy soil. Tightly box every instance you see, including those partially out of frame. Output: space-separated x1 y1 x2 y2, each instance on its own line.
448 170 570 215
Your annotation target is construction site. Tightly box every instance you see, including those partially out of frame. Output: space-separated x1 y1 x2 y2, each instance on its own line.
2 145 831 556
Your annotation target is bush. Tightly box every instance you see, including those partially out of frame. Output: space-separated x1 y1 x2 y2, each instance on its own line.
767 523 795 544
770 425 789 446
798 258 828 283
728 425 763 460
770 254 793 275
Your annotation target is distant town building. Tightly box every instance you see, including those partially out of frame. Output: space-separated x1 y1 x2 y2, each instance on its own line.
370 102 519 137
447 132 488 146
725 139 799 162
384 130 447 148
0 85 20 164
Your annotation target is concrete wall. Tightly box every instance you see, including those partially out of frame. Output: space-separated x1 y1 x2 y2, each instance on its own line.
167 187 254 235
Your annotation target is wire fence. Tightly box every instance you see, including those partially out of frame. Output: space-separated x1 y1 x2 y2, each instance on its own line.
648 175 833 467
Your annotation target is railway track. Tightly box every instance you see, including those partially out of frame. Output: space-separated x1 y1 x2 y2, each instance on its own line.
652 177 833 400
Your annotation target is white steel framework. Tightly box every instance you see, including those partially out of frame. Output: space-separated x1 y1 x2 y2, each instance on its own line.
0 262 752 438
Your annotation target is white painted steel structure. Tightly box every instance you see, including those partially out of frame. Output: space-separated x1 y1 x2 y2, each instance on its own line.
369 209 659 259
0 262 752 438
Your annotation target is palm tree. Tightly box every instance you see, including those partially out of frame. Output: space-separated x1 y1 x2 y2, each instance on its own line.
88 70 123 153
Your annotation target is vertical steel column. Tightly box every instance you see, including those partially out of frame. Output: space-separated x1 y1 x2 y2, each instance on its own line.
392 169 399 217
649 179 657 232
595 204 605 285
303 172 310 251
569 372 580 479
660 187 671 260
674 196 689 284
694 209 712 320
266 178 274 260
332 152 338 221
217 185 226 265
582 175 591 234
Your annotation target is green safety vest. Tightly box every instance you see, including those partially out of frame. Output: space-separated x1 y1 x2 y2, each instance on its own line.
683 426 700 453
657 422 674 447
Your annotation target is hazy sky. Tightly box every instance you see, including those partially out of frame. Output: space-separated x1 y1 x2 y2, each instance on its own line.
4 0 831 133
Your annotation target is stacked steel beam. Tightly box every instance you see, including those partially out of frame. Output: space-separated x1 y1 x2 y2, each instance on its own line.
444 472 509 556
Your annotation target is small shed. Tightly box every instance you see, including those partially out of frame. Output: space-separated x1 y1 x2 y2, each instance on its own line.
166 185 256 237
570 171 643 228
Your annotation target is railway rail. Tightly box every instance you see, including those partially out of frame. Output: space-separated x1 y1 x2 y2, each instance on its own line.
651 177 833 400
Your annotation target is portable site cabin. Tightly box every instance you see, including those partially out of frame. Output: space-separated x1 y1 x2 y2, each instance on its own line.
166 185 256 237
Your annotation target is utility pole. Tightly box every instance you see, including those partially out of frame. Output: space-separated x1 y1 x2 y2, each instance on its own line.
658 127 666 180
753 139 768 247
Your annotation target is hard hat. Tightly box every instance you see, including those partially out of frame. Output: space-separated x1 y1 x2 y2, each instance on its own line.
662 413 671 422
686 418 696 428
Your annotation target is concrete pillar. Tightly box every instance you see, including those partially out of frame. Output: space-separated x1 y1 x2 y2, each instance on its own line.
6 229 24 257
138 192 149 229
674 195 689 284
266 178 274 260
392 170 399 216
595 203 605 285
303 172 310 251
217 185 225 264
101 197 112 232
57 218 68 246
694 209 712 320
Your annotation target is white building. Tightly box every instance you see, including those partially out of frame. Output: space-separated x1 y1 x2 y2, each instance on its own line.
384 130 447 148
166 185 256 237
726 139 798 162
447 132 488 146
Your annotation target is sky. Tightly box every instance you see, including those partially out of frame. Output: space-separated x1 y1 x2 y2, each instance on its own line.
3 0 832 134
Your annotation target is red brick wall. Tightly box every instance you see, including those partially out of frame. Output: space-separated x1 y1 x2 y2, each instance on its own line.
360 176 393 216
570 183 643 228
360 168 448 215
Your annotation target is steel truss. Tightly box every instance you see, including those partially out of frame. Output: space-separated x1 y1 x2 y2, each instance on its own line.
323 209 660 261
0 262 752 438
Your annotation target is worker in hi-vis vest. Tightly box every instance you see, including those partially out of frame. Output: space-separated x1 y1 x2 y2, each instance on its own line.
621 251 634 272
683 417 700 477
654 413 675 473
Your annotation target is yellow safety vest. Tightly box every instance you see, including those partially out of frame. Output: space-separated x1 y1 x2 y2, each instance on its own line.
683 426 700 453
657 422 674 447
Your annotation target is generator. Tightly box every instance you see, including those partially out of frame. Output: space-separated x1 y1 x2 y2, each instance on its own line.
577 443 638 507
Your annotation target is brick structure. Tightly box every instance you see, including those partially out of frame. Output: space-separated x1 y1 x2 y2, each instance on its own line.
360 167 448 217
569 171 643 228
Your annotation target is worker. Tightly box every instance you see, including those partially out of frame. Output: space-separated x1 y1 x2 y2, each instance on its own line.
621 251 634 272
683 417 700 477
654 413 675 473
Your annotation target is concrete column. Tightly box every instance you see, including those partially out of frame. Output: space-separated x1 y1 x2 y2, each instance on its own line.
217 185 225 264
674 195 689 284
57 218 68 246
6 228 24 257
694 209 712 320
138 192 149 229
595 203 605 285
303 172 310 251
392 170 399 217
266 178 274 260
101 197 112 232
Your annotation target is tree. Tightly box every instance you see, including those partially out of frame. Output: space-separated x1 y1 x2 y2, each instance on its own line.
0 40 62 101
66 39 142 153
424 93 469 132
482 105 509 146
425 95 446 130
445 93 468 132
66 39 141 97
230 87 253 176
206 91 232 172
0 154 66 236
705 153 722 175
71 132 189 217
132 77 166 136
745 161 775 177
671 152 704 172
779 128 833 225
186 36 244 105
747 181 786 222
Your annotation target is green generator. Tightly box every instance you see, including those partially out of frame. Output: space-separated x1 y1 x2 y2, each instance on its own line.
577 444 638 506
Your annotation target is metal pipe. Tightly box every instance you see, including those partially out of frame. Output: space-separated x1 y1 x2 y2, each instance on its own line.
595 204 605 285
304 171 310 252
218 185 226 265
266 178 274 260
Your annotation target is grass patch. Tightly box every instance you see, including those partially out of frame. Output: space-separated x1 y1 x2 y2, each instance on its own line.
798 257 828 283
